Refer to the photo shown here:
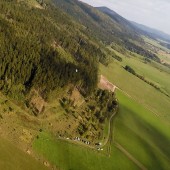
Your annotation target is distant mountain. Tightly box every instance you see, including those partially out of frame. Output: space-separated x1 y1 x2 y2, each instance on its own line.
0 0 163 101
96 6 170 45
52 1 161 62
96 6 138 34
94 6 160 62
131 21 170 43
52 0 142 44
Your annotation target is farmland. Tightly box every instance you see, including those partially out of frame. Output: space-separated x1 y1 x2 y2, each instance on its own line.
0 138 48 170
33 88 170 170
32 47 170 169
0 0 170 169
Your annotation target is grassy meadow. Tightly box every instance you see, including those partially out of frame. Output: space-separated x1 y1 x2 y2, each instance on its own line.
33 88 170 170
33 132 138 170
32 50 170 170
0 138 48 170
100 57 170 120
115 90 170 170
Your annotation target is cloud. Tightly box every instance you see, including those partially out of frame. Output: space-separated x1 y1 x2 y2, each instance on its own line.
80 0 170 34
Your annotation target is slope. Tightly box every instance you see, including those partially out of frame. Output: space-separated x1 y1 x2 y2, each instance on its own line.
0 0 107 100
52 0 142 44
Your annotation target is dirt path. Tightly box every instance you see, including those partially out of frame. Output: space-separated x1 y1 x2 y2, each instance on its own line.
115 142 147 170
98 75 117 92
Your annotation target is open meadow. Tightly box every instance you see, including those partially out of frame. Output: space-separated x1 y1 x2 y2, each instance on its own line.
32 50 170 170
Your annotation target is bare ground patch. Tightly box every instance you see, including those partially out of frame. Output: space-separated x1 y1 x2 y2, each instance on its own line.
98 75 117 92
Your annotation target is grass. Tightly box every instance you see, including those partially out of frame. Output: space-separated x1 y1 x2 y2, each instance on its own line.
18 0 43 9
99 59 170 121
33 132 138 170
32 51 170 170
111 48 170 95
33 89 170 170
0 138 48 170
143 36 170 53
1 40 170 169
115 90 170 170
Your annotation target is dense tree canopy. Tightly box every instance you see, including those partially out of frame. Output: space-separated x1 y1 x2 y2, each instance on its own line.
0 0 106 99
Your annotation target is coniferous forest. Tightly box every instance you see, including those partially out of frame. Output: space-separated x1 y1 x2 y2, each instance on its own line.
0 0 107 100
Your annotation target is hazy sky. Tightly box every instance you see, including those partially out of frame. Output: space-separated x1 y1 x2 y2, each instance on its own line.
80 0 170 34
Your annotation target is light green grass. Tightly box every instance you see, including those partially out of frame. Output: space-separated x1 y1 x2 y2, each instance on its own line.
143 36 170 52
0 138 48 170
19 0 43 8
115 90 170 170
158 53 170 64
33 89 170 170
33 132 138 170
100 60 170 120
111 48 170 95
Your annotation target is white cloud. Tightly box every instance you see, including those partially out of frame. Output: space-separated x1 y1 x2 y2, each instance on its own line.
80 0 170 34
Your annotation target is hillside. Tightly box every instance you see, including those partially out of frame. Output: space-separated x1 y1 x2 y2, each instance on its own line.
0 0 170 170
131 21 170 43
52 0 142 43
0 0 107 99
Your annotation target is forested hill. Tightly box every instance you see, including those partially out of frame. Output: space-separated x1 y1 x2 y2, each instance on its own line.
0 0 163 102
0 0 108 100
52 0 142 44
52 0 161 63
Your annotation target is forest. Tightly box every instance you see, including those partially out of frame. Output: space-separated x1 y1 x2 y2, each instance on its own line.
0 0 107 100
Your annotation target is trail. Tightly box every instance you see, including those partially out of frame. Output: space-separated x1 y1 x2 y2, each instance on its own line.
115 142 147 170
101 111 117 147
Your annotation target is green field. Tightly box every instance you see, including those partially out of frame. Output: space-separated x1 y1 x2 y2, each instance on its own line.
109 48 170 94
115 90 170 170
32 51 170 170
0 138 48 170
33 88 170 170
100 59 170 120
33 132 138 170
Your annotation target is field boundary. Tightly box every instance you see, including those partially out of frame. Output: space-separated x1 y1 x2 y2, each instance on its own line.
115 142 147 170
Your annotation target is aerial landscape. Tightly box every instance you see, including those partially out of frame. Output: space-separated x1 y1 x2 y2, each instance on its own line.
0 0 170 170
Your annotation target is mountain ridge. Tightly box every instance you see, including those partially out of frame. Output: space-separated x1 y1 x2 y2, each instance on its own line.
96 6 170 44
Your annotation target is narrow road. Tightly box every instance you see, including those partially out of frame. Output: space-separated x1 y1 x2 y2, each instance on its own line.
101 111 117 147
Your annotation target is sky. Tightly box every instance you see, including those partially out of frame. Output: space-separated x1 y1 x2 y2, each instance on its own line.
80 0 170 35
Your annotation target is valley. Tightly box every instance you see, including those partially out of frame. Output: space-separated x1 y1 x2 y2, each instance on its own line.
0 0 170 170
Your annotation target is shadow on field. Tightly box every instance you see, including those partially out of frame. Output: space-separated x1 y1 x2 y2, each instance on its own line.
116 104 170 169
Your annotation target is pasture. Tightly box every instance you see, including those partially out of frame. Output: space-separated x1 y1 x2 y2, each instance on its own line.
115 90 170 170
33 86 170 170
0 138 48 170
33 132 138 170
32 54 170 170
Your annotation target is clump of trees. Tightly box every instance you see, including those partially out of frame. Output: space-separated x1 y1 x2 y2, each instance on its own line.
124 65 136 75
112 53 123 62
124 65 169 97
60 88 118 138
124 40 161 63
